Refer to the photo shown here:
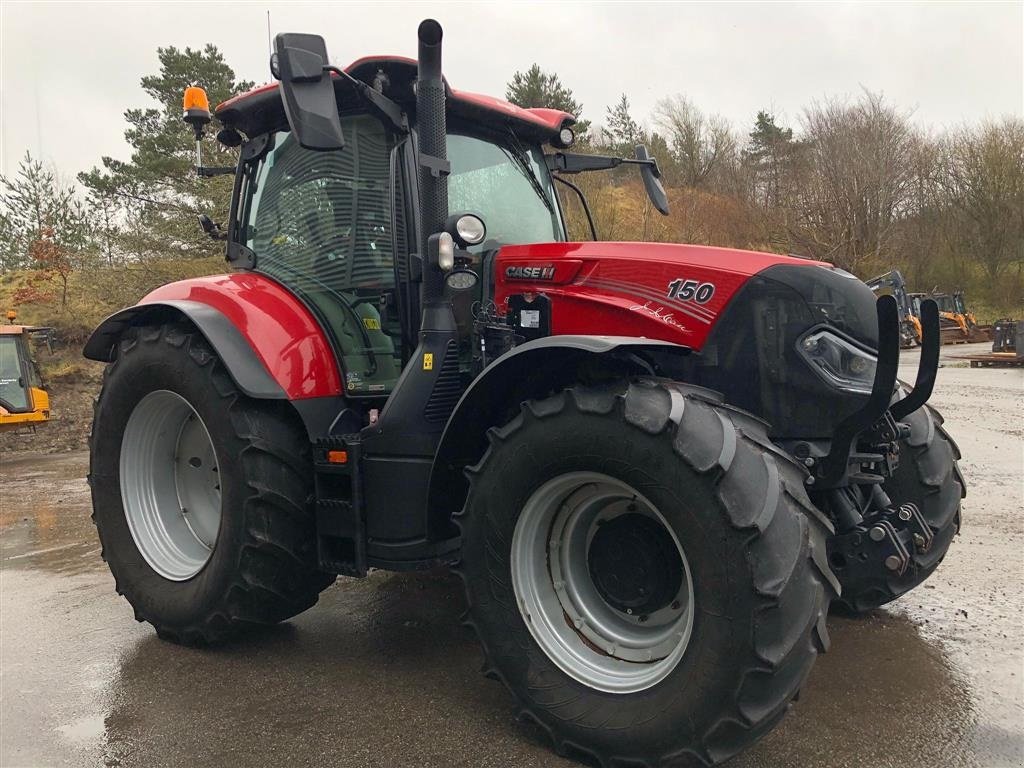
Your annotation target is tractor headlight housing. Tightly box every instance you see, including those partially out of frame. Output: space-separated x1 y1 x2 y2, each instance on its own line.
797 329 878 395
436 231 455 271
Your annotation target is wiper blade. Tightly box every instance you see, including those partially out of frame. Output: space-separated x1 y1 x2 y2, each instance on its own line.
503 130 555 215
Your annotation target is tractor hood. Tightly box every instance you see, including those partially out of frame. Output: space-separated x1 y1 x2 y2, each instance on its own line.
491 241 874 351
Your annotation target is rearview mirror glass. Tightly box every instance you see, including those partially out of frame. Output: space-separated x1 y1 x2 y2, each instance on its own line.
635 145 670 216
274 33 345 151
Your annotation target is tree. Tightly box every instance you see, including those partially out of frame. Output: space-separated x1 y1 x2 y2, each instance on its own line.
742 111 801 211
28 225 79 307
940 119 1024 281
604 94 645 153
79 45 253 261
654 95 736 189
791 91 914 271
506 64 590 138
0 153 90 279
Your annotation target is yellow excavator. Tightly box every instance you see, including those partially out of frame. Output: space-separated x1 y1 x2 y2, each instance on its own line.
866 270 922 348
0 310 51 432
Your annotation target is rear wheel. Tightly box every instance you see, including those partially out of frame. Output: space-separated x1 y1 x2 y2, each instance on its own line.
457 381 837 766
89 324 334 645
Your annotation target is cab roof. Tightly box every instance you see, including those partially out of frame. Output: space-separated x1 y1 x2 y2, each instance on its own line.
215 55 575 145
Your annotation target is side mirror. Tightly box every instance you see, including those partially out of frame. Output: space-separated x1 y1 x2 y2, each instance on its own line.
273 33 345 151
635 145 670 216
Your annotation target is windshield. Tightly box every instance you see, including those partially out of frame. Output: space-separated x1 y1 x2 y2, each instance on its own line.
447 133 564 251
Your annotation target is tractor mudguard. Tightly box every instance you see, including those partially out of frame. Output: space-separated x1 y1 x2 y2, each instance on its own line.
84 300 284 399
83 274 344 400
425 335 690 538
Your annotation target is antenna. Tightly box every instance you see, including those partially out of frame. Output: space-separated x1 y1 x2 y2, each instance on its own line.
266 10 272 57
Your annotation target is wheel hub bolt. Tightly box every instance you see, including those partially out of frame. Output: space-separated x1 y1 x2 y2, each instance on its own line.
869 526 886 542
898 507 912 521
884 555 902 571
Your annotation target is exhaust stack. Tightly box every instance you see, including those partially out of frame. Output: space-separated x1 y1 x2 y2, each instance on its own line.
416 19 450 309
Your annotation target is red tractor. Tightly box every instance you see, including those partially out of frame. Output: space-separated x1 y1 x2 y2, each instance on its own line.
85 21 964 765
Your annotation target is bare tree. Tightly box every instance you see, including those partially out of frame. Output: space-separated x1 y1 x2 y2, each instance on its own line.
790 91 915 272
940 118 1024 281
654 95 736 189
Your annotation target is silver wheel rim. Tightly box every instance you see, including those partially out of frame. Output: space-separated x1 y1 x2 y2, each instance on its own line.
120 390 222 581
511 472 694 694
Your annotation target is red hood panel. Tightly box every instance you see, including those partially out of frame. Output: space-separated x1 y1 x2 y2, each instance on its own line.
494 242 824 349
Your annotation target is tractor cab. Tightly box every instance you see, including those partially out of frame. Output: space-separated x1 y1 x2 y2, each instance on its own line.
0 311 51 433
231 104 565 395
188 47 666 398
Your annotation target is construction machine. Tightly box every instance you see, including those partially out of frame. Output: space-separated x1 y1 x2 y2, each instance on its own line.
83 21 963 766
931 289 992 344
866 270 921 348
0 311 51 433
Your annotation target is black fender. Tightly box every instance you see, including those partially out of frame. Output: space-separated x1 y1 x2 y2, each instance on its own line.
425 335 690 538
83 300 286 399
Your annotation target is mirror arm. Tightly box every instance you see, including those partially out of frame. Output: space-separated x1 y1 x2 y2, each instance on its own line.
196 166 237 178
323 65 409 134
552 175 597 240
546 152 660 175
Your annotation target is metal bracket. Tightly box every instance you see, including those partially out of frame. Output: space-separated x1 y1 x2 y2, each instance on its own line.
419 153 451 178
226 241 256 269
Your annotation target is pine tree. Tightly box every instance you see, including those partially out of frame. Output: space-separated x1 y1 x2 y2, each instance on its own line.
79 45 253 261
604 94 645 153
0 153 89 275
506 64 590 138
742 111 799 211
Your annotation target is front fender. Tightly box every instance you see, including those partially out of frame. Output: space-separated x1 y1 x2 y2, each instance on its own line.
83 273 342 400
425 335 690 538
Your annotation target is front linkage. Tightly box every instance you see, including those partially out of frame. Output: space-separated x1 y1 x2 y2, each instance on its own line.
802 297 953 601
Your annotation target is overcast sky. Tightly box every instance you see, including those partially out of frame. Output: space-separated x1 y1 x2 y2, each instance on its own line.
1 1 1021 179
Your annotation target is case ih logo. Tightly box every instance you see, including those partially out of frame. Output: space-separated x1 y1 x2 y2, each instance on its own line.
505 265 556 281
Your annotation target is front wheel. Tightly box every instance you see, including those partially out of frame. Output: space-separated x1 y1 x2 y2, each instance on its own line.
457 381 837 766
89 324 334 645
832 401 964 612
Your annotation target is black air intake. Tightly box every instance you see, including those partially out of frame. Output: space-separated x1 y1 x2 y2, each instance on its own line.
416 19 448 306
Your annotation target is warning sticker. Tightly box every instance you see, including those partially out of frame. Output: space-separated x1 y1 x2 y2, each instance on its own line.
423 353 434 370
520 309 541 329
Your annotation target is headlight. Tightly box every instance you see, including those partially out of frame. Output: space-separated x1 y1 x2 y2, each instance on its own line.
445 269 478 291
454 214 486 246
797 329 877 394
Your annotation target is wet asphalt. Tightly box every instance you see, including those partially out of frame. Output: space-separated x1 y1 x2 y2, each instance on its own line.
1 341 1021 768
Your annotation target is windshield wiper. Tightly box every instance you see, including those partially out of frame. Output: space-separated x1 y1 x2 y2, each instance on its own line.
503 129 555 215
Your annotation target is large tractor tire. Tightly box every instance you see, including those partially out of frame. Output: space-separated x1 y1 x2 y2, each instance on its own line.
834 402 964 613
89 324 333 645
457 381 838 767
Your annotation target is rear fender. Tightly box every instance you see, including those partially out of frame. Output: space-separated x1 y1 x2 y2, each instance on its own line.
425 335 690 538
83 274 343 400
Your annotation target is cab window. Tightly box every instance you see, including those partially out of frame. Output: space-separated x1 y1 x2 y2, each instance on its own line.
0 336 29 412
245 115 401 396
